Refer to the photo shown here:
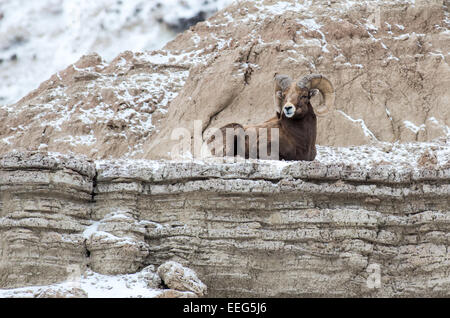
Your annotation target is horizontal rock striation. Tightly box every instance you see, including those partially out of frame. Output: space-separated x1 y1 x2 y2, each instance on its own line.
0 152 94 288
1 151 449 297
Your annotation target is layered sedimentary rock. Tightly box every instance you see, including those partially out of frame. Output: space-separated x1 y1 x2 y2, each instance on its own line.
0 152 94 288
1 150 449 297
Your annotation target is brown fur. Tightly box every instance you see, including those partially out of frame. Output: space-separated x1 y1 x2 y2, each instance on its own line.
207 78 320 161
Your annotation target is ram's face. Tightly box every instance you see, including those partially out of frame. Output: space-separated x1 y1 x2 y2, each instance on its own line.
278 85 318 119
274 73 333 119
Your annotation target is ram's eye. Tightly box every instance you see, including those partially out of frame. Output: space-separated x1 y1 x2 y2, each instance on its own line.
276 91 284 99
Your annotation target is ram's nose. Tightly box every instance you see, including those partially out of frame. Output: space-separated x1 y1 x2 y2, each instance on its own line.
283 103 295 118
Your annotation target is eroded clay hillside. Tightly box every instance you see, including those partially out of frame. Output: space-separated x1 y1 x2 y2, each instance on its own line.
0 0 448 159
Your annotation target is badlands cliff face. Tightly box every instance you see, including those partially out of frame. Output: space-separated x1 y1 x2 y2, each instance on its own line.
0 0 449 298
0 0 449 159
0 146 449 297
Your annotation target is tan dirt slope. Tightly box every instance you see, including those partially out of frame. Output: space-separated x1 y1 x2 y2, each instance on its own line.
0 0 449 159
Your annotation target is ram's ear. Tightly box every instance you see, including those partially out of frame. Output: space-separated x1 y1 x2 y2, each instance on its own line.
309 89 320 98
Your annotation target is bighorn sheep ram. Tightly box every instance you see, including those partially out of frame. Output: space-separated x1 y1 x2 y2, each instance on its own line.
207 74 335 161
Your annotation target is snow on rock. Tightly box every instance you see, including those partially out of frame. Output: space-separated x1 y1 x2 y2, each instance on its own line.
0 0 234 106
315 139 450 170
0 51 190 159
0 284 89 298
0 267 163 298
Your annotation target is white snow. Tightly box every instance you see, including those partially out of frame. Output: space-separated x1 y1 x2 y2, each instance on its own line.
394 33 410 41
0 269 163 298
79 270 161 298
429 51 446 60
338 110 378 140
428 117 450 135
404 120 426 134
254 0 311 16
54 135 97 147
297 18 329 53
316 140 450 169
1 136 14 145
0 0 235 106
82 221 100 239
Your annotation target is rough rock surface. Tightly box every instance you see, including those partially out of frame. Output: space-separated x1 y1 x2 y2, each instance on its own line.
155 290 198 298
0 0 449 159
0 285 89 298
0 152 202 298
1 150 449 297
157 261 207 296
0 51 189 159
0 151 94 288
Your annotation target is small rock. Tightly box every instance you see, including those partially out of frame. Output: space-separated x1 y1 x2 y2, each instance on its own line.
417 150 437 167
381 143 393 153
157 261 207 296
138 265 162 289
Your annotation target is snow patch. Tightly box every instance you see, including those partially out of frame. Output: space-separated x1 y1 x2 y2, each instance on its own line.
338 110 378 140
0 269 163 298
404 120 426 134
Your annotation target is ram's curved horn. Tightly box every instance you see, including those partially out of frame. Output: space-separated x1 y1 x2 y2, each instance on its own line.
297 74 335 116
273 74 292 112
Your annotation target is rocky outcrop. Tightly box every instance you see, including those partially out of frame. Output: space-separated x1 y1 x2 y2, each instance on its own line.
157 261 207 296
0 51 190 159
1 150 449 297
1 0 449 160
0 152 94 288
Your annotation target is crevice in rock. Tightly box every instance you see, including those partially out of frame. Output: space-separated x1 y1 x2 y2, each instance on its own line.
242 42 257 86
91 169 98 203
85 245 91 258
335 72 364 91
200 42 260 134
159 280 170 290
